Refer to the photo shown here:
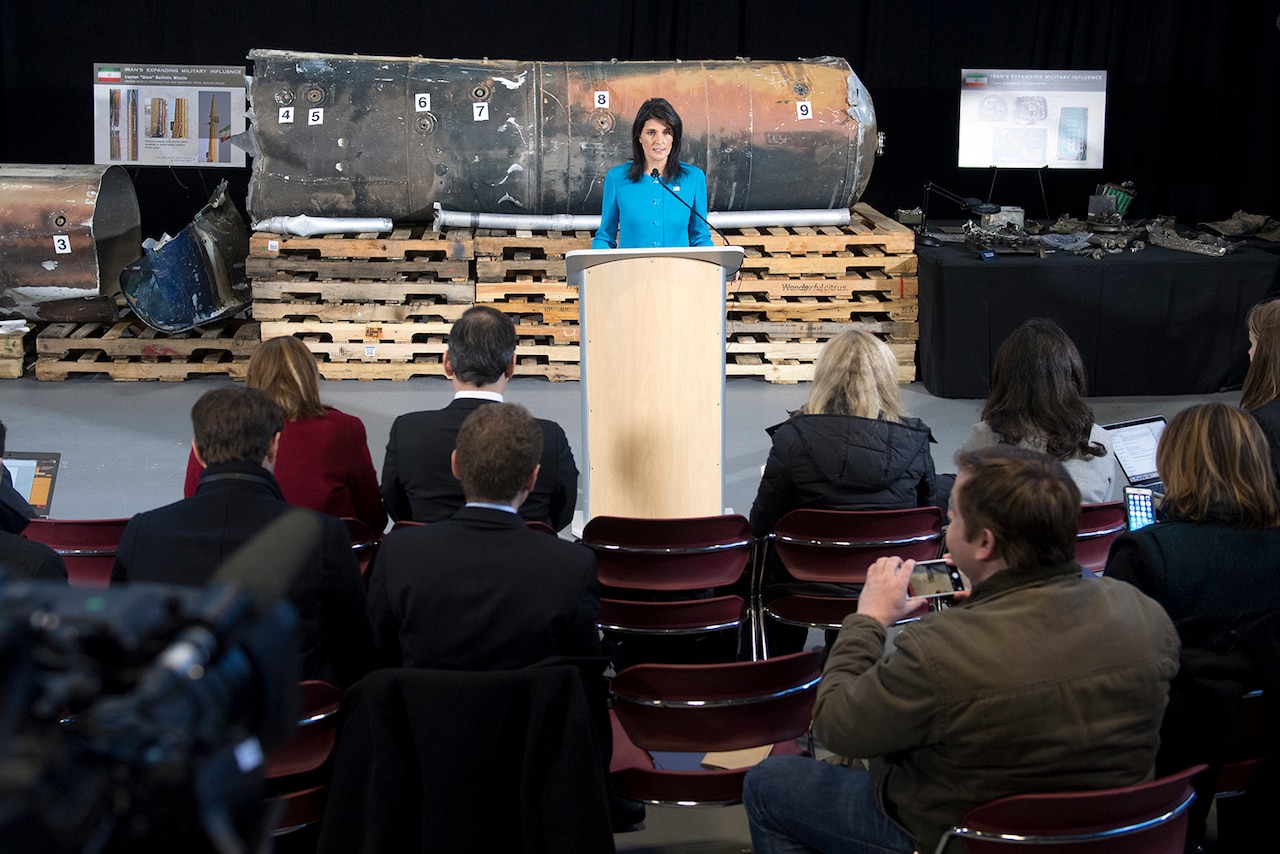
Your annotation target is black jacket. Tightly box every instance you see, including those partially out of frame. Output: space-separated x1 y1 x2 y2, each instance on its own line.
381 397 578 531
111 461 376 687
749 413 944 537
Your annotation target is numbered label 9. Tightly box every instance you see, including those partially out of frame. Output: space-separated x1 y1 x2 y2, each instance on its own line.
796 100 813 120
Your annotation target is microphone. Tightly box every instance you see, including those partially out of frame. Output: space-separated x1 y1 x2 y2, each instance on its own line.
650 168 733 248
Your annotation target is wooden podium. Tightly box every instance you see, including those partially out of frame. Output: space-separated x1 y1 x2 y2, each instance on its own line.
567 246 744 521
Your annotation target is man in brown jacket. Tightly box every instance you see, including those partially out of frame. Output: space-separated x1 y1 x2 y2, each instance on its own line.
743 445 1180 854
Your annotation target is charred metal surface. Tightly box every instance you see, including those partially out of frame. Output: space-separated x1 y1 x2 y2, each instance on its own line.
245 51 877 220
119 180 250 333
0 165 140 322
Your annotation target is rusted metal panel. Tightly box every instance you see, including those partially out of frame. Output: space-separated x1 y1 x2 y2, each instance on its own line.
0 165 140 322
245 52 877 221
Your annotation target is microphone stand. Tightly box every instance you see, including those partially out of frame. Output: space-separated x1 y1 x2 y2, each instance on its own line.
650 168 732 247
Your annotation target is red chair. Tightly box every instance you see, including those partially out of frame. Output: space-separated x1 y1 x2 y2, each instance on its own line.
20 517 130 588
389 519 426 533
609 650 822 806
1076 501 1126 575
525 519 558 536
934 763 1207 853
264 680 343 836
758 507 943 657
580 514 754 658
341 516 381 578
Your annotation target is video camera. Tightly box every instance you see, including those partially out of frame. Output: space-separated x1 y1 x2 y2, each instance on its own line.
0 511 317 854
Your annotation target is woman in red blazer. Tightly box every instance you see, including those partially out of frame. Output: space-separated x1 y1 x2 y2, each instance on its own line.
185 336 386 533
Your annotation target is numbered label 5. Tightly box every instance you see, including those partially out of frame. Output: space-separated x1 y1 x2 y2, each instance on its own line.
308 108 325 126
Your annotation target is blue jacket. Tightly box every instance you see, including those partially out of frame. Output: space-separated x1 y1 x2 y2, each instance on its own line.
592 161 713 249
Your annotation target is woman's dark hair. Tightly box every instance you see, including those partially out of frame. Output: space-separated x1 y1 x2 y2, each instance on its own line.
627 97 685 183
981 318 1107 461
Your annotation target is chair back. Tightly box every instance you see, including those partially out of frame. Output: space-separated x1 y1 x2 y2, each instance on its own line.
525 519 558 536
1076 501 1126 575
341 517 381 578
20 517 130 588
758 508 942 652
264 680 343 835
937 763 1207 854
609 650 822 806
1217 689 1274 797
582 513 753 590
580 514 753 642
770 507 943 584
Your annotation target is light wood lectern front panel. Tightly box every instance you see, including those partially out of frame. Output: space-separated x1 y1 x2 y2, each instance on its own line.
569 247 743 520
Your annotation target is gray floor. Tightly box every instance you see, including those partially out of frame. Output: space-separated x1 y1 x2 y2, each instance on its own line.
0 373 1239 524
0 373 1240 851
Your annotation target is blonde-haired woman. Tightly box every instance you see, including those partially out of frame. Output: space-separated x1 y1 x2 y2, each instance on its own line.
1241 297 1280 482
1105 402 1280 622
749 329 947 539
184 336 386 532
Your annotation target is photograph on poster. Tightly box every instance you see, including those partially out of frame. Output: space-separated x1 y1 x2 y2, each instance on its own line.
92 63 245 167
957 69 1107 169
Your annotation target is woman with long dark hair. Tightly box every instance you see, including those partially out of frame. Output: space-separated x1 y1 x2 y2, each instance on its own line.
591 97 713 250
960 318 1115 502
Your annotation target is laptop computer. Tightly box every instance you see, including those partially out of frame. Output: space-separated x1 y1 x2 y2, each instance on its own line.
1104 417 1166 496
2 451 61 518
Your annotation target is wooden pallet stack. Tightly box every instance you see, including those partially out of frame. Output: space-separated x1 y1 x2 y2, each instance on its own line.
1 326 33 378
725 204 918 383
248 225 474 380
34 314 259 381
27 203 916 383
471 227 590 381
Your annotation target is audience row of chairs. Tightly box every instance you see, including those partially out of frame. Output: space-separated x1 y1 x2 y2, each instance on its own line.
581 502 1125 661
13 505 1268 850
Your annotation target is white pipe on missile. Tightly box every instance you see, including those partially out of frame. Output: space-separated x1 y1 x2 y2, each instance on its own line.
252 216 394 236
431 204 851 232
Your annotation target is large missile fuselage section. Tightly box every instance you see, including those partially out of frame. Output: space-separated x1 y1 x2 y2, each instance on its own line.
246 51 878 221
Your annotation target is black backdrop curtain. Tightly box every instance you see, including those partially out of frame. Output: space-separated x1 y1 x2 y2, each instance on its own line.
1 0 1276 236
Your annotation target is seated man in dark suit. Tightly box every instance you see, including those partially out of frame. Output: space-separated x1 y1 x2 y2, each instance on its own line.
381 305 578 531
111 385 375 688
368 402 600 670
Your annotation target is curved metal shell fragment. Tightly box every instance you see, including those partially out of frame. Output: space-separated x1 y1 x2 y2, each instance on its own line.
0 164 140 323
119 180 250 333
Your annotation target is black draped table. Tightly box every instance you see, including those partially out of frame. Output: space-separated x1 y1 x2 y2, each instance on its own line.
917 242 1280 398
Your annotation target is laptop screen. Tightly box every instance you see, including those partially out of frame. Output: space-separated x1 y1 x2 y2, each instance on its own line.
2 451 61 518
1104 418 1165 485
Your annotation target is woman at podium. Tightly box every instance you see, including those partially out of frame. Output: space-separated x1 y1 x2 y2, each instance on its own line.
592 97 713 250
